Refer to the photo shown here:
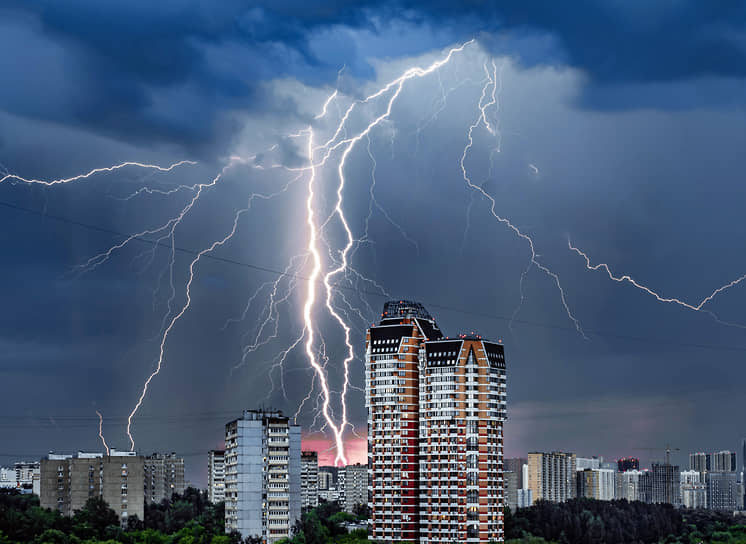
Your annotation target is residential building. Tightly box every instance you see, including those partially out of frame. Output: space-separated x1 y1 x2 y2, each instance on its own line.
301 451 319 510
617 458 639 472
342 463 366 513
680 470 706 509
504 471 519 511
40 450 144 524
318 467 335 490
15 461 40 494
144 453 185 504
516 488 533 508
618 470 652 503
651 463 680 506
207 450 225 504
707 472 740 511
0 468 14 489
504 458 527 489
224 409 301 543
576 457 601 471
690 453 711 473
576 468 615 500
366 300 507 543
527 452 576 504
712 451 737 472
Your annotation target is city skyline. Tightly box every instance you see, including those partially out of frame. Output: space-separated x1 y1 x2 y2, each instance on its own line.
1 2 746 490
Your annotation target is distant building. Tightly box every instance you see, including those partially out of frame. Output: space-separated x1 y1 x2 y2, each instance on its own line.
14 462 40 494
144 453 185 504
505 458 527 488
680 470 706 509
207 450 225 504
576 457 601 471
224 409 301 543
619 470 652 503
342 463 367 513
527 452 576 504
318 467 336 490
707 472 740 511
504 471 519 511
577 468 615 500
301 451 319 510
40 450 144 525
651 463 680 506
690 452 711 473
617 458 639 473
712 451 738 472
517 488 533 509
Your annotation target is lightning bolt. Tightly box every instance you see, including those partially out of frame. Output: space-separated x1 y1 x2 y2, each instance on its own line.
460 59 586 337
0 160 195 186
569 240 746 328
95 410 110 456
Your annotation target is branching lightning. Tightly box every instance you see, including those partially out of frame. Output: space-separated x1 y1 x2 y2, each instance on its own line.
569 240 746 328
6 37 743 466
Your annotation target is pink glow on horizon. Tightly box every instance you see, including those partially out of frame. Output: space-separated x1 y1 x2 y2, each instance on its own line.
302 435 367 466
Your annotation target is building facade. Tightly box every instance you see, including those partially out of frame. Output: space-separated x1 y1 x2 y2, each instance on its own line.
576 468 615 501
301 451 319 510
40 450 144 524
618 470 652 503
527 452 576 504
504 471 519 511
689 453 711 473
208 450 225 504
224 409 301 543
144 453 185 504
342 463 367 513
680 470 707 509
617 458 639 472
712 451 738 472
366 300 507 543
707 472 740 511
651 463 680 506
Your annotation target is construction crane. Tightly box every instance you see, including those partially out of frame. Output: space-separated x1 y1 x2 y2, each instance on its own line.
633 444 681 465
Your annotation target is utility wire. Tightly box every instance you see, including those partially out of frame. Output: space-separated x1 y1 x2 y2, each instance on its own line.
1 197 745 354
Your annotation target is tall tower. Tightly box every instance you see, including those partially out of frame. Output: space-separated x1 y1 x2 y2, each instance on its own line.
366 300 507 543
419 334 506 542
366 301 441 542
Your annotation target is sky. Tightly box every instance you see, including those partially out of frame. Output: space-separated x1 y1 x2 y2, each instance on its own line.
1 1 745 487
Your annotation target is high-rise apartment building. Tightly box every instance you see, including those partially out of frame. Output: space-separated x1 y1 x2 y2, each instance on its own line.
712 451 737 472
618 470 651 503
576 468 615 500
576 457 601 471
208 450 225 504
504 471 519 511
707 472 740 511
342 463 367 513
504 458 527 489
680 470 706 509
144 453 185 504
617 458 639 473
527 452 576 504
366 300 507 543
224 409 301 543
690 452 711 473
651 463 680 506
301 451 319 510
40 450 144 525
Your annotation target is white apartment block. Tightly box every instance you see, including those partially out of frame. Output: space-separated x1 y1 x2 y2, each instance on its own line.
301 451 319 510
208 450 225 504
342 463 366 513
224 409 301 543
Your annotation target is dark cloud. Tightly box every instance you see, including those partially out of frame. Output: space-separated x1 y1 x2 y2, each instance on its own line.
2 2 745 151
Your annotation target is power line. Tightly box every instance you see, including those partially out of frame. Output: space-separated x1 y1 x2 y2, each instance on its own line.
2 197 745 353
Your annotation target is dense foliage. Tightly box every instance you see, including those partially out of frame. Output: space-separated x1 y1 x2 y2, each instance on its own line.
0 489 238 544
505 499 746 544
4 490 746 544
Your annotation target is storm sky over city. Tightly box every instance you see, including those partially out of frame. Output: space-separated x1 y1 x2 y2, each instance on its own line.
1 1 745 486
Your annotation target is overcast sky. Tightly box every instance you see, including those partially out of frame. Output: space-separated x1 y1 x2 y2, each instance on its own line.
1 1 745 486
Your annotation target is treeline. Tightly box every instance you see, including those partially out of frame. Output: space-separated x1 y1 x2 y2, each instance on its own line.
0 489 238 544
506 498 746 544
277 501 368 544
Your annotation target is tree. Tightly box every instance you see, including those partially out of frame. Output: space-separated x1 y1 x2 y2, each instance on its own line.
71 497 120 540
